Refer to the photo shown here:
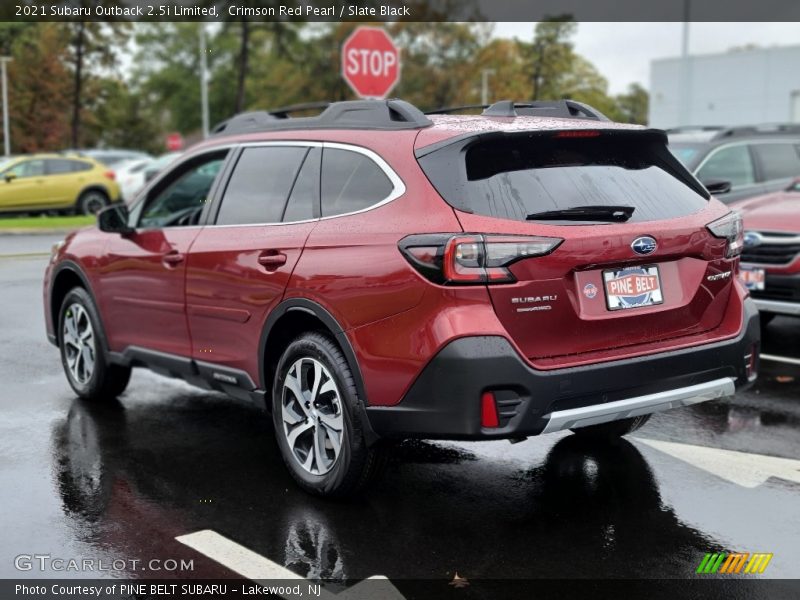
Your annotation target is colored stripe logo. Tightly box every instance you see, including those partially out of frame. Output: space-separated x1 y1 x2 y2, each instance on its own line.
696 552 773 574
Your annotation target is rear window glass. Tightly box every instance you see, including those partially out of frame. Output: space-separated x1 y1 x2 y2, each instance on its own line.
419 134 709 224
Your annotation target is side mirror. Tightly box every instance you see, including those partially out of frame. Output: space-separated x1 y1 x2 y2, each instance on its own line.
97 203 134 235
702 179 732 195
4 172 16 183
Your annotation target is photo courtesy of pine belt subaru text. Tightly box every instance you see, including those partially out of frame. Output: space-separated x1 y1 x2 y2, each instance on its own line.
43 99 761 497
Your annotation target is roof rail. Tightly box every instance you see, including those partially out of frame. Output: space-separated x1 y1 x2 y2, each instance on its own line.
711 123 800 140
481 100 610 121
267 101 331 119
425 104 489 115
211 99 433 136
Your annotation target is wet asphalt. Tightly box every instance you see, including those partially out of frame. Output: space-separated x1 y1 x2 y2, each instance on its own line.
1 234 799 597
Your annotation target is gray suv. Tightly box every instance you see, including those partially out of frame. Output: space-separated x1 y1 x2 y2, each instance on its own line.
669 125 800 203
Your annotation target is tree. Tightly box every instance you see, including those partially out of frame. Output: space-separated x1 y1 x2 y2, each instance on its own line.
529 18 576 100
615 83 649 124
5 24 71 152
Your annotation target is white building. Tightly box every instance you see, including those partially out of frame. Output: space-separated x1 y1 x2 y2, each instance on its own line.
649 45 800 128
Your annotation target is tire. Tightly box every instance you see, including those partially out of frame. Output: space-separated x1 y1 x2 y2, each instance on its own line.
77 190 109 215
58 287 131 401
570 414 651 438
272 332 385 498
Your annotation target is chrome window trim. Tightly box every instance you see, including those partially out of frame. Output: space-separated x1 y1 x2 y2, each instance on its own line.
203 140 406 229
130 140 406 230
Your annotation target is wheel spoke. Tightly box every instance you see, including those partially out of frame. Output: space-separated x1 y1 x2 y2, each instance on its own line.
282 401 305 426
286 420 314 448
318 410 342 431
313 423 329 473
321 422 342 456
310 361 322 401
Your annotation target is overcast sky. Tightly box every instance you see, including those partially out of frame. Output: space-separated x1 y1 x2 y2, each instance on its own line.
493 22 800 94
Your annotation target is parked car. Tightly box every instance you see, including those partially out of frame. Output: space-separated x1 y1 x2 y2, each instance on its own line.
668 124 800 203
0 153 121 215
44 99 760 497
734 178 800 324
114 158 153 203
77 149 152 167
142 152 183 184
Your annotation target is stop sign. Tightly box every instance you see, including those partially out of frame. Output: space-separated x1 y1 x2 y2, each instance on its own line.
341 27 401 99
165 132 183 151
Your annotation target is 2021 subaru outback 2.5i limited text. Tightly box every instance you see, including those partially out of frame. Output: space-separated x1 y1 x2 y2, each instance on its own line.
45 99 760 497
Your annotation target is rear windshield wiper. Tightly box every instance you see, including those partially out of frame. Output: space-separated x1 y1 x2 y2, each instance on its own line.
526 205 635 222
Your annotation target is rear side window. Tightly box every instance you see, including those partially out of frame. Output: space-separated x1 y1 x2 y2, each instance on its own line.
419 133 710 223
216 146 306 225
752 143 800 181
283 147 319 222
697 145 755 188
321 148 393 217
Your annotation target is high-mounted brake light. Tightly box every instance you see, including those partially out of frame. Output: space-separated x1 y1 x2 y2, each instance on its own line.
706 212 743 258
553 130 601 138
399 233 563 285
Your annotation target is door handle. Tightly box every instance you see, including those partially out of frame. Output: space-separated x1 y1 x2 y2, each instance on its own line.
162 251 184 267
258 251 287 269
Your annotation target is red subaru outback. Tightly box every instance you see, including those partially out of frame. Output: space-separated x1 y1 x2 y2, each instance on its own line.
44 100 760 496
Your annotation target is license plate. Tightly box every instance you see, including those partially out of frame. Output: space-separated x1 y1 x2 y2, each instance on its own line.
603 265 664 311
739 265 765 291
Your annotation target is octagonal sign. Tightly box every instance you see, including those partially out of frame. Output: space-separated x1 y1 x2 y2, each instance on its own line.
341 27 401 99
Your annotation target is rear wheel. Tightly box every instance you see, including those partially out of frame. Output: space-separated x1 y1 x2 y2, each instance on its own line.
77 190 109 215
59 287 131 401
570 414 651 438
272 332 385 497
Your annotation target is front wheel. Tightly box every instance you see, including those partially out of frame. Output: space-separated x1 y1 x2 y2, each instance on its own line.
59 287 131 401
272 332 385 497
570 414 651 439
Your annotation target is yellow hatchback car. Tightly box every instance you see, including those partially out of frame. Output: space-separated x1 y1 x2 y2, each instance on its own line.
0 153 121 215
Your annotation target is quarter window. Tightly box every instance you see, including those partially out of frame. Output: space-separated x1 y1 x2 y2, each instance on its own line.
321 148 393 217
697 145 755 188
752 143 800 181
216 146 306 225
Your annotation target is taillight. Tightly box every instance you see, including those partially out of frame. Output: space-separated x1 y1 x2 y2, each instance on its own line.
104 170 116 181
399 233 562 285
706 212 743 258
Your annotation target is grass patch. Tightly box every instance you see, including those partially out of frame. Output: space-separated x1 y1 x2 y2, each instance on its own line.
0 214 95 229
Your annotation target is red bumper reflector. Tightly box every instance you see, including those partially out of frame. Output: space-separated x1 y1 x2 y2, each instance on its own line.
481 391 499 428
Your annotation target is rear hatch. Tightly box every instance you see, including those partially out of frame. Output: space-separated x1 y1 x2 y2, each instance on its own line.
416 128 738 364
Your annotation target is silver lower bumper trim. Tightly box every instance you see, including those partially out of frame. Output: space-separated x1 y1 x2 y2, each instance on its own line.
541 377 736 434
753 299 800 316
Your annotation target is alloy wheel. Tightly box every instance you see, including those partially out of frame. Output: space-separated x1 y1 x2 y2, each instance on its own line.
281 357 344 475
62 303 95 385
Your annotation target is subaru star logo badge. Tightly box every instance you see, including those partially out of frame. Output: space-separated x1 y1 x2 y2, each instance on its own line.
743 232 762 248
631 236 657 256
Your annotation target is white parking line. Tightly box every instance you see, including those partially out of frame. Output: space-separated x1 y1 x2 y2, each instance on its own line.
761 353 800 367
176 529 405 600
636 438 800 488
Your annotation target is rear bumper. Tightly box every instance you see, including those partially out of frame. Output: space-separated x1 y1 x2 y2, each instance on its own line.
366 298 760 440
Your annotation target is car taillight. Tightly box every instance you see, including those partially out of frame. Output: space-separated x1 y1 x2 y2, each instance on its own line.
104 170 116 181
399 233 562 285
706 212 743 258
